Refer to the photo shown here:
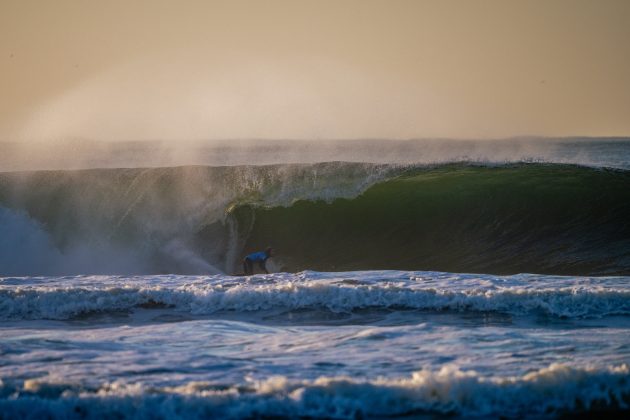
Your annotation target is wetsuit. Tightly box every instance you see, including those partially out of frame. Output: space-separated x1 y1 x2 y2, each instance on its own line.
243 251 270 275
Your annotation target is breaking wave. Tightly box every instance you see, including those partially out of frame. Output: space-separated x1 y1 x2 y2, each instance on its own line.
1 271 629 320
1 364 628 418
0 162 629 276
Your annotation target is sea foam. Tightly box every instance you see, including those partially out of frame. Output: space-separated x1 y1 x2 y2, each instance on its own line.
1 271 628 320
1 363 628 418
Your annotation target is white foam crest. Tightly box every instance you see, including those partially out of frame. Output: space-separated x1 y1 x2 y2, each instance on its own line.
1 271 628 320
1 364 628 418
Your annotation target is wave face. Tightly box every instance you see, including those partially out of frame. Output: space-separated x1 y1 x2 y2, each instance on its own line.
237 164 630 275
1 271 629 321
1 162 629 276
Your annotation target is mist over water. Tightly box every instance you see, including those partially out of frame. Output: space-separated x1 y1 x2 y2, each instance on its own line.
0 161 392 275
2 137 629 172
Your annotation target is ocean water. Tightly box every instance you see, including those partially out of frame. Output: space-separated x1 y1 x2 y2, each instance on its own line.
1 138 629 418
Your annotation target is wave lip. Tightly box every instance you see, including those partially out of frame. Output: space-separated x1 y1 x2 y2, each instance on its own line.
1 271 629 321
1 364 628 418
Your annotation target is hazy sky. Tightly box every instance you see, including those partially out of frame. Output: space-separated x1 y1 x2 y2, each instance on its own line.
1 0 629 142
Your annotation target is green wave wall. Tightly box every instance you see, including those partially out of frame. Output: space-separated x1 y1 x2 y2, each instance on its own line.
234 164 630 275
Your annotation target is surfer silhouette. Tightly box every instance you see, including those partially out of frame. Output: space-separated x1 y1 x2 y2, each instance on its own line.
243 247 274 275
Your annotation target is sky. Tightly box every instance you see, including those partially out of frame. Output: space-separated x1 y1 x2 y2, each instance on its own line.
1 0 629 142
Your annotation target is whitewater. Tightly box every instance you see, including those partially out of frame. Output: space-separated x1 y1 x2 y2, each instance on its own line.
1 138 629 418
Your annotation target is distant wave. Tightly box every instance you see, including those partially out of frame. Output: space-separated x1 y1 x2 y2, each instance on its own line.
1 271 629 320
1 162 629 276
1 363 628 418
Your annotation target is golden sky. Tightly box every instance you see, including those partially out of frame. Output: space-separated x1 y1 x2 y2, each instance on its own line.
1 0 629 141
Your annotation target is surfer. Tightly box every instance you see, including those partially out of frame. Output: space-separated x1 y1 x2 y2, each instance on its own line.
243 247 274 275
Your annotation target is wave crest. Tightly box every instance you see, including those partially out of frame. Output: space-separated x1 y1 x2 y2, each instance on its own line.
1 364 628 418
1 271 629 320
